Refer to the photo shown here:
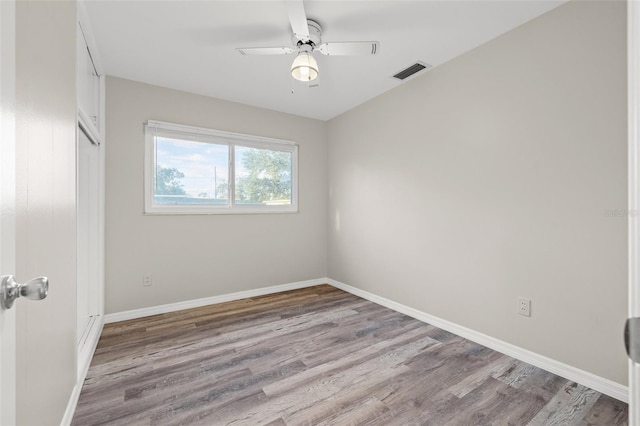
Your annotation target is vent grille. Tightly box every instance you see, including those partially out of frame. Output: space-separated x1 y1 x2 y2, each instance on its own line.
393 62 431 80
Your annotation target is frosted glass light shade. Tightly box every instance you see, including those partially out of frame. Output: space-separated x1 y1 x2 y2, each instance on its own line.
291 52 319 82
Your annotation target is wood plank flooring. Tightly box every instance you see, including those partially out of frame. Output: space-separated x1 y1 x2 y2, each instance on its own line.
72 285 628 425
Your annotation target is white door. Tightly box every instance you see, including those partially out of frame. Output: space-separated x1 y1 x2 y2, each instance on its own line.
6 1 77 423
0 0 16 424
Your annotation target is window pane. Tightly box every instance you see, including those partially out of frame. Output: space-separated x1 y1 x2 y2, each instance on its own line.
234 146 293 205
154 137 229 205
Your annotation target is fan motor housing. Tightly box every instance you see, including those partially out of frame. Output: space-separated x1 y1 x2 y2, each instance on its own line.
292 19 322 47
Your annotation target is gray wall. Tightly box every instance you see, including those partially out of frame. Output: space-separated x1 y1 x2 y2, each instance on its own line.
105 77 328 314
327 0 628 385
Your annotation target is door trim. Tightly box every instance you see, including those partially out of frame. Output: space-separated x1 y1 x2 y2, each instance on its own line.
629 0 640 422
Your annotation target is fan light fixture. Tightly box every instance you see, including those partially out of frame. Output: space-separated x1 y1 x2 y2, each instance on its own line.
237 5 380 86
291 51 318 82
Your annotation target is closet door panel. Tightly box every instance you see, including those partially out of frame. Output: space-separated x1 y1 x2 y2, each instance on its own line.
77 126 99 344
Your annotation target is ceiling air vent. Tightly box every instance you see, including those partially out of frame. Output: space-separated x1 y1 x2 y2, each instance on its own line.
393 62 432 80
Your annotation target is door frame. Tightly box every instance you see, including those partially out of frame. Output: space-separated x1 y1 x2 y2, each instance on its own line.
0 0 16 424
629 0 639 422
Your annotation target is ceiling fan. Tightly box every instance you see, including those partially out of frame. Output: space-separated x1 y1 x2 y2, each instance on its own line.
237 0 379 83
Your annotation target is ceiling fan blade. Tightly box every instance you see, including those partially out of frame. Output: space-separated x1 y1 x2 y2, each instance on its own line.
316 41 379 56
286 0 310 42
237 47 296 56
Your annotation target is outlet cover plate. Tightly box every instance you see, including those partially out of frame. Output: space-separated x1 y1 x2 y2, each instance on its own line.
518 297 531 317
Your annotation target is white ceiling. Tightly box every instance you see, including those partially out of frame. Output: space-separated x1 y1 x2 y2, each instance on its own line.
84 1 565 121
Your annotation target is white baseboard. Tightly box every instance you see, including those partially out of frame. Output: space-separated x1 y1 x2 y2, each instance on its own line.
327 278 629 403
60 314 105 426
104 278 327 324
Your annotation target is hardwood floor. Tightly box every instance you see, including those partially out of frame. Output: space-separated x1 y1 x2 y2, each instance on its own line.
72 285 628 425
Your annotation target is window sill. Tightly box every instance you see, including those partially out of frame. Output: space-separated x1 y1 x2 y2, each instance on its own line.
143 206 299 215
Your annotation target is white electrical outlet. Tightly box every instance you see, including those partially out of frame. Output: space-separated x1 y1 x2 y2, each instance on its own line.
143 275 152 287
518 297 531 317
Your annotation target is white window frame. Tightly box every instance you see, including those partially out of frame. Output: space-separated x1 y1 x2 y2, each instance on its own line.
144 120 299 214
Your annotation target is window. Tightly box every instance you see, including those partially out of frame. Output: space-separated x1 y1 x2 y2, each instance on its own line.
144 120 298 214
